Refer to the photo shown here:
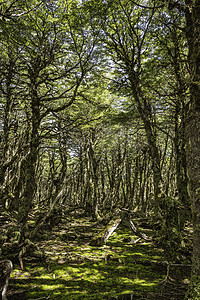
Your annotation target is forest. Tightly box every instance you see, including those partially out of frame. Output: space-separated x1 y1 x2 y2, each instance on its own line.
0 0 200 299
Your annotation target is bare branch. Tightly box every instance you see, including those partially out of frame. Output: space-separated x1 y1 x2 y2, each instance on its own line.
129 0 164 9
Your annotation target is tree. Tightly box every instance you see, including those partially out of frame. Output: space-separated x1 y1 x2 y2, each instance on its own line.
181 0 200 298
0 0 98 238
85 0 168 209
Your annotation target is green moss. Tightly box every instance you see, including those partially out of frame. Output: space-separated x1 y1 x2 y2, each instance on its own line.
9 219 190 299
186 275 200 299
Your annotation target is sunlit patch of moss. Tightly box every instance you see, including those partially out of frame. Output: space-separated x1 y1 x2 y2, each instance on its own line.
133 278 159 286
37 273 53 279
119 277 135 284
11 270 31 279
41 284 65 290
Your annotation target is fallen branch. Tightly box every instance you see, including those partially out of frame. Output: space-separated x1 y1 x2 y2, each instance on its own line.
132 237 141 244
90 218 122 246
126 219 151 241
7 286 37 297
27 296 50 300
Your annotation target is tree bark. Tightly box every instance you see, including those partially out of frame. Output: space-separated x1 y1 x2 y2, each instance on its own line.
184 0 200 298
0 260 13 300
18 78 40 229
186 111 200 298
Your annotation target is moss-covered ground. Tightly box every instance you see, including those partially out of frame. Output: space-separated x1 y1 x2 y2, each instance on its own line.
8 213 191 299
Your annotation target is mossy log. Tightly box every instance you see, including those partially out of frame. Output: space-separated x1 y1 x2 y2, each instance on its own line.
90 218 122 246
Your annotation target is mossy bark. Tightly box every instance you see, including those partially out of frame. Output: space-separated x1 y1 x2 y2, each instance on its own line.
186 112 200 299
184 1 200 298
186 275 200 300
18 79 40 234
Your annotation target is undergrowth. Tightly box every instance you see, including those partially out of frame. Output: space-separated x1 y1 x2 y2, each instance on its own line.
8 215 190 299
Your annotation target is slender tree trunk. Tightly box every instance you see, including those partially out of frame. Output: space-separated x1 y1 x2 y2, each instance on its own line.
84 131 100 220
18 79 40 231
170 22 190 216
130 81 163 206
0 56 15 186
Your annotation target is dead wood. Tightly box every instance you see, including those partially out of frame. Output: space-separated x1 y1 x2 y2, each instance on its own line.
90 218 122 246
89 209 152 246
124 219 151 241
27 296 50 300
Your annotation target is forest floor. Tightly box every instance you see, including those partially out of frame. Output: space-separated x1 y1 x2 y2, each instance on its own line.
7 211 191 300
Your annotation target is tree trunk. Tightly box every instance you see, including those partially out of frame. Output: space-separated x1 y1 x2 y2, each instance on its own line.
18 79 40 232
184 0 200 297
186 111 200 298
0 260 13 300
131 82 163 208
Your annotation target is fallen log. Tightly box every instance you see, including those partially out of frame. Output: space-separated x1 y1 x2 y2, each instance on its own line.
90 218 122 246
